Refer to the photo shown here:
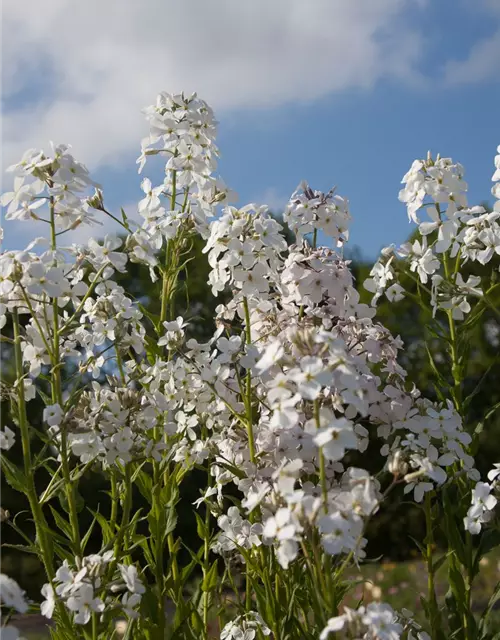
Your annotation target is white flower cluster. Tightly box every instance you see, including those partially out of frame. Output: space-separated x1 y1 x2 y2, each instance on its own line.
388 400 477 503
464 464 500 534
1 144 100 230
196 199 473 567
284 181 351 245
320 603 430 640
132 92 235 276
1 91 497 637
0 574 29 640
41 554 145 624
365 148 500 318
220 612 271 640
57 384 160 466
203 203 286 297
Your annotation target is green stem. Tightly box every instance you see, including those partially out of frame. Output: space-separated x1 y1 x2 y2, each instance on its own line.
442 242 462 412
202 455 212 639
13 310 73 629
13 310 54 575
59 264 108 334
425 492 440 638
242 297 256 463
152 452 167 638
160 170 177 324
19 286 54 357
111 464 133 566
110 469 118 535
49 196 82 557
116 348 127 385
92 612 98 640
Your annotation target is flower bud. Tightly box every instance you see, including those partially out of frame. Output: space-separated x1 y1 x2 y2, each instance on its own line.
87 188 105 211
388 450 408 477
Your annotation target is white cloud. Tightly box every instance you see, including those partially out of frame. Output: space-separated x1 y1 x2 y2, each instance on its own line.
444 28 500 85
442 0 500 85
2 0 426 171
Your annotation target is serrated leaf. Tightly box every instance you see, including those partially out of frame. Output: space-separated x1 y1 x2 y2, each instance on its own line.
135 468 153 502
1 456 27 493
165 507 177 537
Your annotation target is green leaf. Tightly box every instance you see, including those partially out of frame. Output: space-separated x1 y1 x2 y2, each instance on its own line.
194 512 207 540
448 561 467 610
441 490 467 567
120 207 129 227
36 386 54 406
201 560 218 592
165 507 178 537
445 587 463 637
424 342 450 399
88 508 114 544
49 505 73 540
1 456 27 493
1 542 39 555
463 362 496 414
138 303 161 331
180 548 204 584
58 486 85 514
135 468 153 502
433 553 448 573
81 513 98 553
147 510 159 540
136 535 154 567
144 334 161 363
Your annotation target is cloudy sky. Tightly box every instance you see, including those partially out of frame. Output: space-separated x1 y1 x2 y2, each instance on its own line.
2 0 499 257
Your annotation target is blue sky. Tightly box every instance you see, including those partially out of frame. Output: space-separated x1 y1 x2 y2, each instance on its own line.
2 0 499 260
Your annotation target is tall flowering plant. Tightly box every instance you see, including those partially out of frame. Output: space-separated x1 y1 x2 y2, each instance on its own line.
0 91 499 640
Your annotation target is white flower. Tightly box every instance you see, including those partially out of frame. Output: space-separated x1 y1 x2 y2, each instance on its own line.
254 340 284 374
0 426 15 450
488 463 500 484
193 486 218 509
43 404 63 427
233 262 270 296
263 507 298 541
313 415 357 461
138 178 163 214
292 356 331 401
119 564 145 595
0 574 29 613
362 602 403 639
66 584 104 625
401 238 439 284
88 235 127 272
221 613 271 640
40 583 56 619
121 592 142 618
320 615 347 639
464 481 497 535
